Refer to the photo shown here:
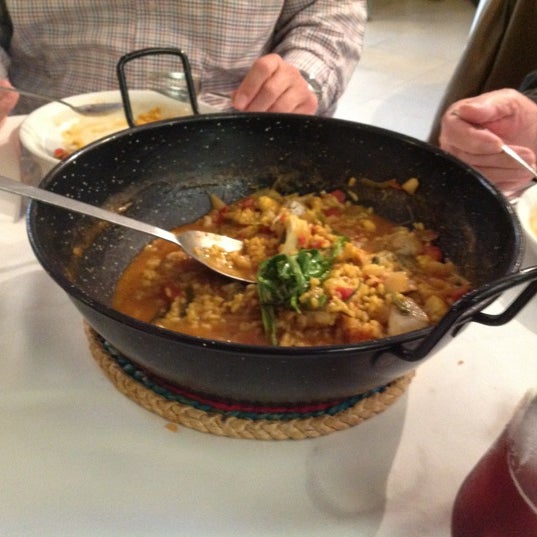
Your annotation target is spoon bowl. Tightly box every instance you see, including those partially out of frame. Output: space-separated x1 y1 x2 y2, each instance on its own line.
0 174 251 282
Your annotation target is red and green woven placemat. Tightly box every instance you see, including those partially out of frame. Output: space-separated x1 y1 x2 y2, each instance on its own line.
85 323 414 440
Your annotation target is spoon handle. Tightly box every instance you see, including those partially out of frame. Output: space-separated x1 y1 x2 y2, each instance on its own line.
501 144 537 179
0 174 180 246
0 85 57 104
0 85 86 114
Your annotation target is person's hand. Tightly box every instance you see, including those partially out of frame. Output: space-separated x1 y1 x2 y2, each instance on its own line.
0 79 19 125
231 54 318 115
439 89 537 192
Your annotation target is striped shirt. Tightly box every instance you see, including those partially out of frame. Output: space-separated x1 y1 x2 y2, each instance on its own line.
0 0 366 115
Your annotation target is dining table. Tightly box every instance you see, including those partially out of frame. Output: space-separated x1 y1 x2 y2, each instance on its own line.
1 114 536 537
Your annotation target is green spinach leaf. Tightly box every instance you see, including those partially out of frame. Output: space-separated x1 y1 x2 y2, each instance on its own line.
257 237 345 345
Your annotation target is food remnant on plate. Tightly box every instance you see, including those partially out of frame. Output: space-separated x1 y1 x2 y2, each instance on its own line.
54 107 166 159
112 182 471 346
531 207 537 238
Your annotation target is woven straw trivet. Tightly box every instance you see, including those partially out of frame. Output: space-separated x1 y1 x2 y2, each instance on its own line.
85 323 414 441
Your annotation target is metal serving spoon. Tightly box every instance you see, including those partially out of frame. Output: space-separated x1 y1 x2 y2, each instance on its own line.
0 175 254 282
0 86 123 116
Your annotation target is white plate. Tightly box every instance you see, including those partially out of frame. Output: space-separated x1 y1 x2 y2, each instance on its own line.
19 90 216 177
516 183 537 259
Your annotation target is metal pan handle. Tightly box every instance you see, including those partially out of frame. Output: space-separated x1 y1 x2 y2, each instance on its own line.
395 265 537 362
116 47 200 128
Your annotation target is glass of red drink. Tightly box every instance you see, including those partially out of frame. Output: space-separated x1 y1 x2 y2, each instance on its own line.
451 390 537 537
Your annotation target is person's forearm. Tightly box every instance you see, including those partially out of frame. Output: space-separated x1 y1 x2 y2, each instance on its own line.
272 0 367 115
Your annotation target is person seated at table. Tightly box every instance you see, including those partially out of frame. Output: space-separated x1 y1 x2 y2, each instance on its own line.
0 1 366 122
438 72 537 194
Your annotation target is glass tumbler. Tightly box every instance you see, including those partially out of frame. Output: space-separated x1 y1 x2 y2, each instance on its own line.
451 390 537 537
147 71 201 103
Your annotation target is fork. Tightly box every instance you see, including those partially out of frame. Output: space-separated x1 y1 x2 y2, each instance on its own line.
449 110 537 202
0 85 123 116
499 144 537 203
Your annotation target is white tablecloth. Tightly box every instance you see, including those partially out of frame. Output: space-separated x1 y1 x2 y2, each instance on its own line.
1 116 536 537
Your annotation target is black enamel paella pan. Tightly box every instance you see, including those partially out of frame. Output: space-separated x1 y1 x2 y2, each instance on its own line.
27 112 537 404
